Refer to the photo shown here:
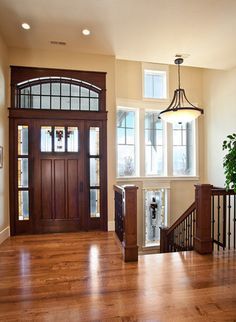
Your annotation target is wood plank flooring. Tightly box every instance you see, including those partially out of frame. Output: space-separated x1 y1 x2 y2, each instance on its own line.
0 232 236 321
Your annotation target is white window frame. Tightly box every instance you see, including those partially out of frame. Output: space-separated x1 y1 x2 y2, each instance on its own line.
142 63 169 101
116 99 199 181
116 106 139 178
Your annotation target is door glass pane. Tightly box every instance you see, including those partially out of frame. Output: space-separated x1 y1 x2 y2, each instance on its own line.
51 96 60 109
61 83 70 96
42 96 51 109
71 85 79 96
67 127 79 152
81 87 89 97
31 85 40 95
41 83 50 95
18 158 28 188
90 189 100 218
71 97 79 110
41 126 52 152
52 83 60 95
90 98 99 111
32 96 40 109
20 95 30 108
54 127 65 152
89 127 100 155
81 98 89 110
18 125 28 155
61 97 70 110
90 158 100 186
18 191 29 221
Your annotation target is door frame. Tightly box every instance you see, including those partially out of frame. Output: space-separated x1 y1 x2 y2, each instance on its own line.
9 66 107 235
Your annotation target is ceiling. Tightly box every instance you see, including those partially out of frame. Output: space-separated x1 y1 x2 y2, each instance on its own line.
0 0 235 70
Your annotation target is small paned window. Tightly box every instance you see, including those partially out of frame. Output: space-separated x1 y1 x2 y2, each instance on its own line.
16 77 101 111
40 126 79 153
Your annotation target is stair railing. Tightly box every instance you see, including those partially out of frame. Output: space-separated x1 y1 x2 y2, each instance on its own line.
113 184 138 262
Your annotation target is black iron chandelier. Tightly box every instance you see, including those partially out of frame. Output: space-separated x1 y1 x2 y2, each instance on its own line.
159 58 204 123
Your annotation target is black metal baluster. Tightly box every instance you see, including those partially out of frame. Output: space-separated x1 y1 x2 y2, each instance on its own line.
217 195 220 251
228 194 231 249
234 195 236 249
212 196 215 243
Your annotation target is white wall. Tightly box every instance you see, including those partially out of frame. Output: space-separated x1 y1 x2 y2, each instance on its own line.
203 67 236 186
0 34 9 243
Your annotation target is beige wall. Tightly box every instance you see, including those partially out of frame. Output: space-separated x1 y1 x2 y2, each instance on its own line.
9 47 117 226
116 59 204 232
203 67 236 186
0 34 9 240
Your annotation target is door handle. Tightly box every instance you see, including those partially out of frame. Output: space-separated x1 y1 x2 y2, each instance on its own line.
79 181 83 192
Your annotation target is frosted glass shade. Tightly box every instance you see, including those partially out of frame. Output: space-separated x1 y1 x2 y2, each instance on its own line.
160 108 202 123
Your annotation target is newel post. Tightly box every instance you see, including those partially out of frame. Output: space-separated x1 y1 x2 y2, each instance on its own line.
194 184 213 254
122 185 138 262
160 227 169 253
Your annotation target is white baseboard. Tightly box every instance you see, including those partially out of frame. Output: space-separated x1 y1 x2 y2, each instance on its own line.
108 220 115 231
0 226 10 245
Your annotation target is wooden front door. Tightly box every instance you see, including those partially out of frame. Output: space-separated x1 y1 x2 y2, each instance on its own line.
9 66 107 235
33 120 86 233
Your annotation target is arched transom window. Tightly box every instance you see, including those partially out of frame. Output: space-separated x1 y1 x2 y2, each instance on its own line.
15 77 101 111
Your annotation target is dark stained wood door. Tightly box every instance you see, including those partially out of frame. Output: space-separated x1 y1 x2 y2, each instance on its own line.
33 120 87 233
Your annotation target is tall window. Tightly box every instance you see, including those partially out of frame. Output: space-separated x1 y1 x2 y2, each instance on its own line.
173 122 195 175
116 108 197 178
145 111 164 175
117 108 137 177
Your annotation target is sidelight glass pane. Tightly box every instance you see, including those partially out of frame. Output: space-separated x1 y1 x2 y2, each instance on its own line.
67 127 79 152
54 127 65 152
41 126 52 152
18 190 29 221
90 189 100 218
89 127 100 155
18 158 28 188
90 158 100 186
18 125 28 155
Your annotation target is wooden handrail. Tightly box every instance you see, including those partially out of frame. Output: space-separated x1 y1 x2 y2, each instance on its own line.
114 184 138 262
166 202 196 236
160 201 196 253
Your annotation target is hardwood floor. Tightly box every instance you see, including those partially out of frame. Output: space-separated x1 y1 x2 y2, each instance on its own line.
0 232 236 322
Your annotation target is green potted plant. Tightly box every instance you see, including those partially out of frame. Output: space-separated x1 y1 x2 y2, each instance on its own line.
222 133 236 192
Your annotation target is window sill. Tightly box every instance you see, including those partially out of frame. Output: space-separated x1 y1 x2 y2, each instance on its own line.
116 176 200 182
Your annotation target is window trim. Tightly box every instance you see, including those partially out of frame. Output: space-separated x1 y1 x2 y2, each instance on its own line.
116 100 199 181
142 62 169 102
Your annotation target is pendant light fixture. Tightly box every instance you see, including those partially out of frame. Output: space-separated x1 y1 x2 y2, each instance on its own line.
159 57 203 123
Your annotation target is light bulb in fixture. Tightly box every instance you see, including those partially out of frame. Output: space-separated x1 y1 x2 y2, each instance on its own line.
82 29 91 36
22 23 31 30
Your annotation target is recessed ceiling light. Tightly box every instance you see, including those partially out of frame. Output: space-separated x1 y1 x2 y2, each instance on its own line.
82 29 91 36
22 23 31 30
